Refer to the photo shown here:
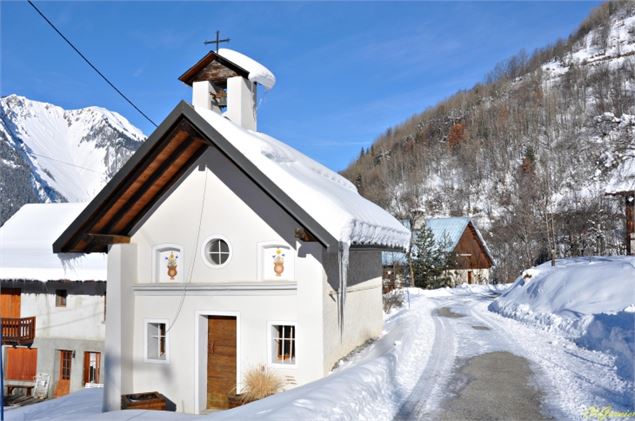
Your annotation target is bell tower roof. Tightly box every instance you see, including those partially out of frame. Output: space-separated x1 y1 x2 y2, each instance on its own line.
178 50 249 88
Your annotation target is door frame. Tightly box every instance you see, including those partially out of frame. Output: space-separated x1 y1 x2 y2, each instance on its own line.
194 310 240 415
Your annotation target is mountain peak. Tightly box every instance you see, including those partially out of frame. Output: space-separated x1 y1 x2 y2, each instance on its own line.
0 95 145 225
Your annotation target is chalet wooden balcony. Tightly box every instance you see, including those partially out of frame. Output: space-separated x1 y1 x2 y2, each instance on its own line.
1 317 36 346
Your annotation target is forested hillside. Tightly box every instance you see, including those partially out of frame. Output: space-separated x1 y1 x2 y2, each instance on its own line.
343 1 635 281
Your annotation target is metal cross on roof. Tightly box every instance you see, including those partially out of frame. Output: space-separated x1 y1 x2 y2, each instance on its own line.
204 31 230 52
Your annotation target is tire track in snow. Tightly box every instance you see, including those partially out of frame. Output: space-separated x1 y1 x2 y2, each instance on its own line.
394 306 456 420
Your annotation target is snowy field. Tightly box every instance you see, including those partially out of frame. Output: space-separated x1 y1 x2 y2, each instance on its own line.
5 262 634 420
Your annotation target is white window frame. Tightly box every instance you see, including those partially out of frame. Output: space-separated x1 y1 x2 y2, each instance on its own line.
267 321 297 368
151 244 184 283
201 235 232 268
144 319 170 364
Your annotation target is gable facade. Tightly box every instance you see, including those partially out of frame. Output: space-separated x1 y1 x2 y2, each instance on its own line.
102 144 384 414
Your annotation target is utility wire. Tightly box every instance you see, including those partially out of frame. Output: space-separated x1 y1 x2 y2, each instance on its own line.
29 152 102 173
27 0 158 128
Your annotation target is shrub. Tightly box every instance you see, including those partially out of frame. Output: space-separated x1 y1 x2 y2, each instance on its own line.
383 289 405 313
241 365 284 403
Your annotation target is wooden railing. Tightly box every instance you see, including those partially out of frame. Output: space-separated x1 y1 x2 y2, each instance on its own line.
1 317 36 346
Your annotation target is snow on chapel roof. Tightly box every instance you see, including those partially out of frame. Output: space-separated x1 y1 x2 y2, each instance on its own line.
218 48 276 89
55 49 410 253
194 107 410 249
1 203 106 281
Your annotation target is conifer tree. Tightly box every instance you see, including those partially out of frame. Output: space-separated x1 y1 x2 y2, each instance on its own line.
411 226 453 289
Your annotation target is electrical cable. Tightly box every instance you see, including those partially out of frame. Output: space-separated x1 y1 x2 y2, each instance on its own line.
165 169 208 334
26 0 158 128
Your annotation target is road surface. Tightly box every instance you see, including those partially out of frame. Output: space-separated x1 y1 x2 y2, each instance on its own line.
395 288 633 420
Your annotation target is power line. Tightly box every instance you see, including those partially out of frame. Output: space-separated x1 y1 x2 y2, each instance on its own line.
29 152 101 173
26 0 158 128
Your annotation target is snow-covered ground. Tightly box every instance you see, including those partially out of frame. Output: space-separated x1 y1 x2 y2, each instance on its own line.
5 276 634 420
5 292 435 421
489 256 635 382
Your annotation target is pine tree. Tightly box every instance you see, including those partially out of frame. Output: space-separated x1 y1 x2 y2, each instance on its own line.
411 226 453 289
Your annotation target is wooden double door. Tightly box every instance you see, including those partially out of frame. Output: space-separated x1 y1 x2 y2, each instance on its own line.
207 316 236 409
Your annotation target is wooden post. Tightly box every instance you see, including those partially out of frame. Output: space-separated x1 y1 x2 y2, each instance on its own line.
626 194 634 255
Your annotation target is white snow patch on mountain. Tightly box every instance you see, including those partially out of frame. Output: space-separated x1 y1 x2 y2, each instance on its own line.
0 94 145 203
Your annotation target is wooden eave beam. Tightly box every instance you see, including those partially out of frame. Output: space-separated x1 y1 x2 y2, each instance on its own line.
55 119 192 253
87 233 131 244
121 140 207 234
100 134 198 234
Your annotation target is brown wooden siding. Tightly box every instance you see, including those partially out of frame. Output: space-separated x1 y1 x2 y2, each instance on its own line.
0 288 21 318
6 347 37 381
453 223 493 270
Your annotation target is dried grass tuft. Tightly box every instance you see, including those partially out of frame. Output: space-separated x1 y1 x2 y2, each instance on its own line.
241 365 285 403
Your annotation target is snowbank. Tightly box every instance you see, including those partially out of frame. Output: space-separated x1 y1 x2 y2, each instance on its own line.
6 293 435 421
489 256 635 381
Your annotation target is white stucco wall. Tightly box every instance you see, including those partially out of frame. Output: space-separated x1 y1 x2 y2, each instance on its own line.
20 293 105 341
322 249 384 371
105 148 385 414
132 149 302 285
106 150 331 413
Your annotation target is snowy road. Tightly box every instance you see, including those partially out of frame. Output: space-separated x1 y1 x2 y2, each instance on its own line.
5 287 633 421
396 288 634 420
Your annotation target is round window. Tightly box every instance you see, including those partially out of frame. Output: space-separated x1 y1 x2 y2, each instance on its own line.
205 238 230 266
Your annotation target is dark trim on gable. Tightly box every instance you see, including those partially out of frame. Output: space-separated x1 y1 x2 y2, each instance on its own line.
53 103 192 253
53 101 339 254
178 51 249 86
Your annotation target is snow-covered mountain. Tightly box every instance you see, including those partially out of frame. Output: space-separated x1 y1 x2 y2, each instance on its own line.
343 1 635 280
0 95 145 224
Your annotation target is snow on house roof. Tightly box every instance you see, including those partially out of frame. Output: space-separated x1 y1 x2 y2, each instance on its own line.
606 155 635 195
0 203 106 281
218 48 276 90
426 217 471 252
195 107 411 250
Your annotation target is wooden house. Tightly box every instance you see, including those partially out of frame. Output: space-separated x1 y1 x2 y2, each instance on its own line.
383 217 494 287
53 49 410 414
1 203 106 399
605 155 635 255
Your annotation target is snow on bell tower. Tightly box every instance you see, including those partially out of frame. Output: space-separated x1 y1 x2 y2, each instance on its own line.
178 46 275 131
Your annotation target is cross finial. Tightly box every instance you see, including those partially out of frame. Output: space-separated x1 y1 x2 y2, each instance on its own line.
204 30 230 52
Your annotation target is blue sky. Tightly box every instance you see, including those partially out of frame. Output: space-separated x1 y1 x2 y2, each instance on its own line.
1 1 600 171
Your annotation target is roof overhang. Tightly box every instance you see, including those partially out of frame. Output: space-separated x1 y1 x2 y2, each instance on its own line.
178 51 250 87
53 102 338 254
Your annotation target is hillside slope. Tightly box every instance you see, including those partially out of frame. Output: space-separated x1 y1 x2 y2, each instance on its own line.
0 95 144 224
343 1 635 281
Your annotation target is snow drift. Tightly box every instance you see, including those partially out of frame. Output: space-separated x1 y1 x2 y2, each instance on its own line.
489 256 635 381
